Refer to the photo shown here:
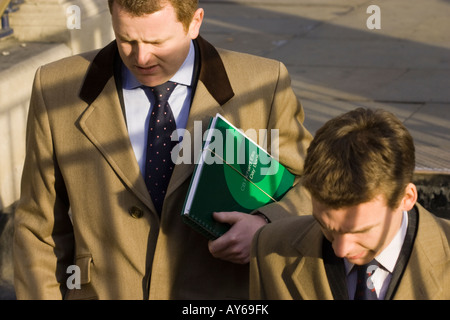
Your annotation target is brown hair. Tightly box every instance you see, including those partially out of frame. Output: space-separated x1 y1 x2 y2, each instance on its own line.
108 0 199 31
302 108 415 209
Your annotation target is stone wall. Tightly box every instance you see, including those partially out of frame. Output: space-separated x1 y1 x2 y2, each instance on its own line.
415 174 450 220
0 0 114 213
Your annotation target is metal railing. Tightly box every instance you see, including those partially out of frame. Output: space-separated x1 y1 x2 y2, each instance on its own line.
1 0 24 39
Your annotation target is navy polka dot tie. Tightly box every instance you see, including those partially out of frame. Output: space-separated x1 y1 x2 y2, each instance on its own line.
354 260 379 300
144 81 178 214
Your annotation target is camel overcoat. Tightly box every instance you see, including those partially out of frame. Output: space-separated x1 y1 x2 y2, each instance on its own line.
13 36 313 300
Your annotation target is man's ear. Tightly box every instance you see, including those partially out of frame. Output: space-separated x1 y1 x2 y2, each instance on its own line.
188 8 204 39
401 183 418 211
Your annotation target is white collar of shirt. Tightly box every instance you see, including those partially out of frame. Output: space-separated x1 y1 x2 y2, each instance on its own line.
373 210 409 273
170 40 195 87
122 40 195 89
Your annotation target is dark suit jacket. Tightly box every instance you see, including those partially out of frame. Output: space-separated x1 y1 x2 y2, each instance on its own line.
250 203 450 299
13 36 313 299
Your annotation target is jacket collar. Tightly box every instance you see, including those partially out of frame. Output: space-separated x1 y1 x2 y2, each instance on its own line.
79 36 234 107
195 36 234 105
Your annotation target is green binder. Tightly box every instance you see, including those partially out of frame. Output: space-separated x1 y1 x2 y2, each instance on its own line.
181 114 295 240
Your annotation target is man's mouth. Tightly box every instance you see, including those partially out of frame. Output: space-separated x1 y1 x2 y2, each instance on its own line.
135 64 158 74
347 251 366 262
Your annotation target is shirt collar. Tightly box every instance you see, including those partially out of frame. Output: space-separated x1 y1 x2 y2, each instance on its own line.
122 40 195 90
375 210 408 273
171 40 195 87
344 210 409 274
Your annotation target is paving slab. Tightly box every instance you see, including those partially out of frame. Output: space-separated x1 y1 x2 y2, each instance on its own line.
300 99 422 134
289 65 409 101
268 37 450 70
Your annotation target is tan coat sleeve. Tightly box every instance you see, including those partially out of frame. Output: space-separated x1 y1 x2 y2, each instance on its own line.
255 62 313 221
13 67 74 299
249 227 266 300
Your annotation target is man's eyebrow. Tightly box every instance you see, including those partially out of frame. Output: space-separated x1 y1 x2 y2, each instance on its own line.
144 39 164 45
144 35 173 44
348 225 377 234
117 34 169 45
313 214 377 234
116 33 132 41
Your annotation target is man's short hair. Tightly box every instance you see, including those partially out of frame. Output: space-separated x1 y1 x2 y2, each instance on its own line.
108 0 199 31
302 108 415 209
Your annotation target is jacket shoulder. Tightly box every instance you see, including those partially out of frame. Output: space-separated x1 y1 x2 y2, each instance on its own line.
218 47 280 64
217 48 283 74
415 203 450 267
39 48 99 74
35 42 117 99
254 215 317 255
417 203 450 238
34 50 98 94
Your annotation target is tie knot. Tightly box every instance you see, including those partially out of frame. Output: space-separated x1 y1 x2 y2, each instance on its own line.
151 81 178 104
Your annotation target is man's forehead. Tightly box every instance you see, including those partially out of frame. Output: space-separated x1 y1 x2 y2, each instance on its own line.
312 197 387 232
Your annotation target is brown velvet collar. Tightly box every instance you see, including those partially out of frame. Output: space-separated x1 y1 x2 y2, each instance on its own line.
79 36 234 106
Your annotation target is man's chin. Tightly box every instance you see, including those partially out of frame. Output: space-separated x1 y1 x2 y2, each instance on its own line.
135 75 168 88
129 66 165 87
346 252 374 266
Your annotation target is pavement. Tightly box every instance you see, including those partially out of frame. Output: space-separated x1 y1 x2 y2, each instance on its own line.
1 0 449 299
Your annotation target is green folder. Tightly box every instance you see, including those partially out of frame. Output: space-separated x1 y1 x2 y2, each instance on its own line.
181 114 295 240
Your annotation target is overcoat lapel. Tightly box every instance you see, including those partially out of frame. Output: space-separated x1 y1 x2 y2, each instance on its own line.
78 42 155 212
384 207 418 299
290 221 335 300
165 82 222 198
165 36 235 200
322 239 349 300
393 205 447 299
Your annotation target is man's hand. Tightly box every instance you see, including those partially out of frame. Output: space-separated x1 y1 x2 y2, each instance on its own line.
208 211 268 264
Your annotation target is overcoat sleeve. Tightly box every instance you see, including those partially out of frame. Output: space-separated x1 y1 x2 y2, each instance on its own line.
13 66 74 299
255 62 313 221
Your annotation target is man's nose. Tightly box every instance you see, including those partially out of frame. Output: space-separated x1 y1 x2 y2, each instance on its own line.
332 234 355 259
135 43 153 66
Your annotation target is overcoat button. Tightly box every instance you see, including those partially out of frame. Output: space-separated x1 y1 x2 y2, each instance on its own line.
129 206 144 219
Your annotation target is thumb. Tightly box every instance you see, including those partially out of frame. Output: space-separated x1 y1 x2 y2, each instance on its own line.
212 211 244 225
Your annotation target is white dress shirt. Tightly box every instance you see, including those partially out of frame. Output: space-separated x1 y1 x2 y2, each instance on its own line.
345 210 409 300
122 41 195 176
